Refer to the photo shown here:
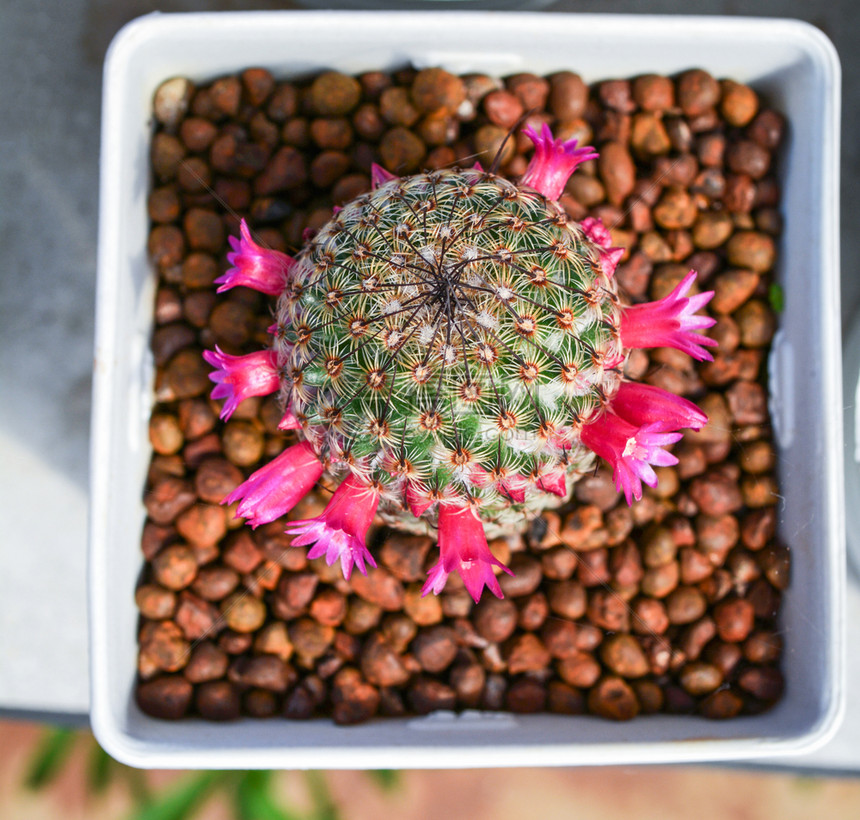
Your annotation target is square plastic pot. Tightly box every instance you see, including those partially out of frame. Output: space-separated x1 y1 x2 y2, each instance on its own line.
90 10 844 769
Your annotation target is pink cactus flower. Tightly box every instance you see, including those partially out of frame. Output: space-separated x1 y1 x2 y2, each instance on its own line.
619 270 718 361
422 504 513 603
580 412 682 505
406 483 436 517
521 123 599 201
285 474 379 580
611 381 708 432
277 403 301 431
203 346 280 421
598 246 625 278
215 218 293 295
223 441 323 528
535 468 567 497
579 216 612 249
371 163 398 189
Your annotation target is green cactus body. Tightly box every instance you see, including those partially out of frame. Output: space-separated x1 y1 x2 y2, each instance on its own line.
275 168 624 536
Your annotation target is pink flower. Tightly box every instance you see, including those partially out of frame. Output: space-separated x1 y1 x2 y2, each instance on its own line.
610 382 708 432
521 123 599 201
277 403 301 431
619 270 718 361
203 346 280 421
598 246 625 278
496 473 527 503
535 468 567 497
285 474 379 580
406 482 436 517
580 412 682 505
371 163 397 189
215 219 293 295
580 216 612 249
422 504 513 603
223 441 323 528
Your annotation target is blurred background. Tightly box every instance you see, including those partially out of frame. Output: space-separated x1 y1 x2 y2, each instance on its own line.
1 0 858 817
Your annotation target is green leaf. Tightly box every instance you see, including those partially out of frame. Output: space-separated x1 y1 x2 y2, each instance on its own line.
126 770 221 820
768 282 785 313
305 771 341 820
367 769 401 792
24 727 77 789
235 771 302 820
86 742 114 794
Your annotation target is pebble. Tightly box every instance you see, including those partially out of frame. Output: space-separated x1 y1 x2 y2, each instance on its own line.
412 626 458 673
598 142 636 205
474 596 518 643
588 676 640 721
506 678 547 713
714 598 756 642
677 69 720 116
632 74 675 111
411 68 466 114
600 635 649 678
557 652 601 688
549 72 588 119
309 71 362 116
679 662 723 696
152 543 198 590
408 677 457 715
221 592 266 633
137 676 193 720
138 64 788 726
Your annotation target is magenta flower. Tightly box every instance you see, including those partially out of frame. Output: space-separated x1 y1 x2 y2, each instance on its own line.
580 216 612 249
223 441 323 528
203 346 280 421
285 474 380 580
422 504 513 603
215 219 293 295
407 482 436 517
610 381 708 432
496 473 527 503
619 270 718 361
521 123 599 201
371 163 397 189
580 412 682 505
599 246 625 278
277 403 301 431
535 468 567 497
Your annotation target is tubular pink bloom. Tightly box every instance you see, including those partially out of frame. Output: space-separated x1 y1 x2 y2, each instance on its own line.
285 474 379 580
497 473 527 503
421 504 513 604
277 403 301 431
619 270 718 361
536 468 567 497
581 412 682 506
521 123 599 201
216 219 294 295
223 441 323 528
599 246 625 278
580 216 612 249
371 163 397 189
407 483 435 517
203 346 280 421
611 382 708 432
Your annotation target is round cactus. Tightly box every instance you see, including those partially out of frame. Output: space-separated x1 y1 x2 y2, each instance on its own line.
205 124 716 603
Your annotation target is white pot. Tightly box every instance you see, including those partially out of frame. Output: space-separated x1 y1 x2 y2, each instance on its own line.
90 10 844 769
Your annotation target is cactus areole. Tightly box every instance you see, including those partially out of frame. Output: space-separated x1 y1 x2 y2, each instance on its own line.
205 124 717 603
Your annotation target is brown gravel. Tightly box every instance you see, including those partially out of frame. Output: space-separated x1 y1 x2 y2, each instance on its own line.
138 65 786 725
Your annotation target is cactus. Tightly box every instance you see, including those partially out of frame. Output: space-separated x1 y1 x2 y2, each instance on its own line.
205 124 716 603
